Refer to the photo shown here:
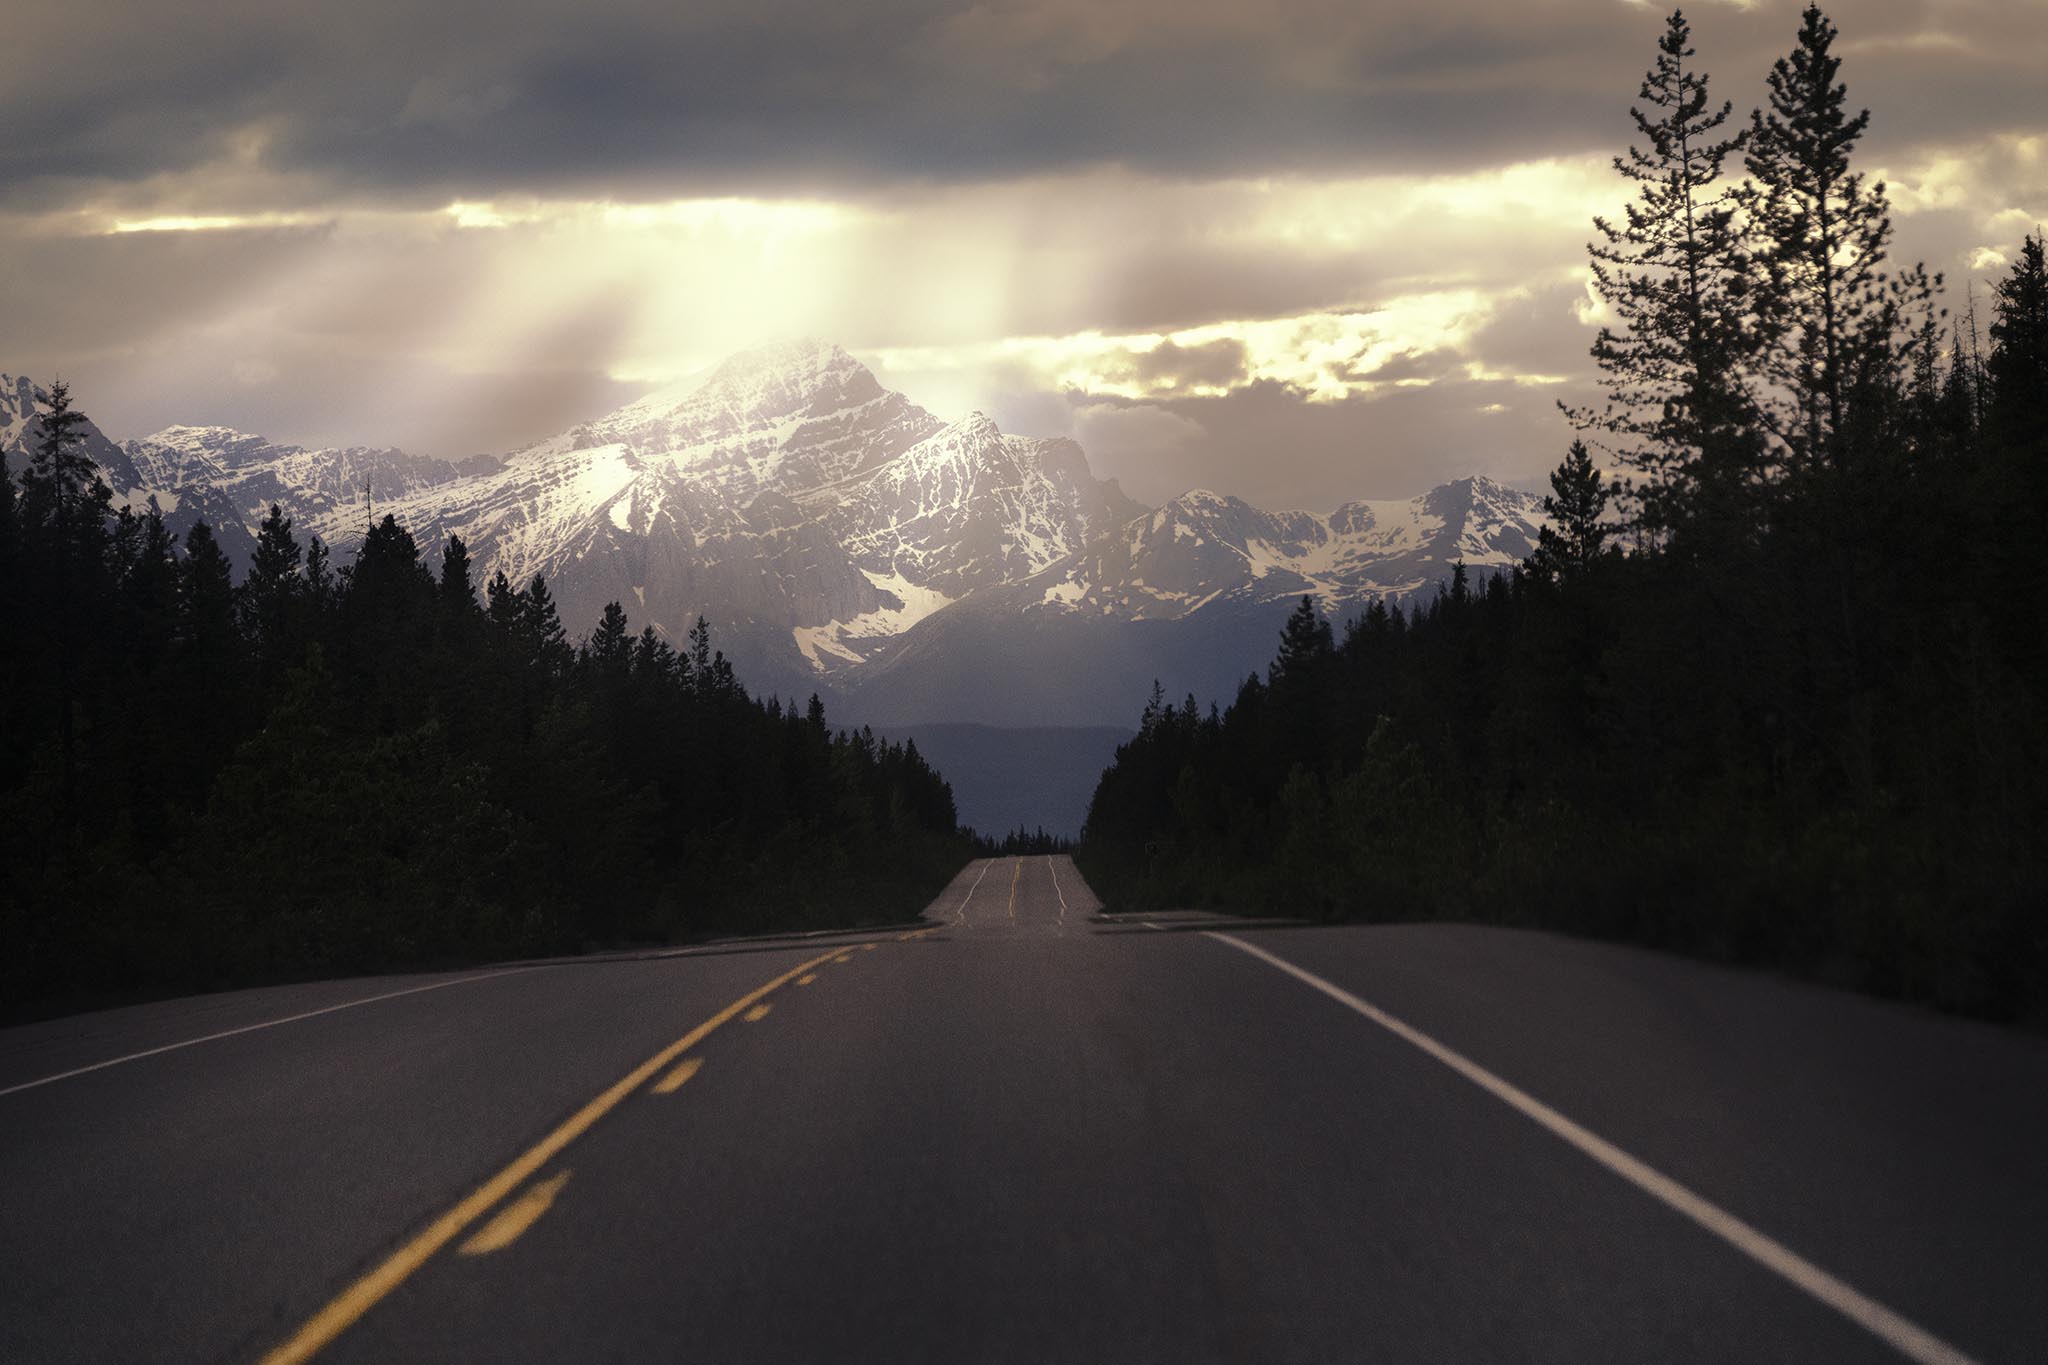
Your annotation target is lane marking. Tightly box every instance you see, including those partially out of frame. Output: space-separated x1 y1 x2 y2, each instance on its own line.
457 1172 570 1256
742 1003 773 1023
651 1057 703 1095
954 859 995 926
796 973 818 986
258 944 845 1365
1007 858 1022 920
1203 932 1979 1365
0 968 534 1099
1046 857 1068 926
832 953 855 966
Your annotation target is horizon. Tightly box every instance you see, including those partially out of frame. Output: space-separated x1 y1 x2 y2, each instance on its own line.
2 340 1556 509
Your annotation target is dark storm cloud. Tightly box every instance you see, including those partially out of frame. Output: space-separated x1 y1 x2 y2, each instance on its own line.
7 0 2040 210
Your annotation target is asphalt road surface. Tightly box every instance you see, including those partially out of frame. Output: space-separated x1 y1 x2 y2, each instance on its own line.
4 856 2045 1363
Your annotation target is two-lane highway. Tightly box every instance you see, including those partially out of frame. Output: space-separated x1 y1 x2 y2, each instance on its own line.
4 856 2045 1362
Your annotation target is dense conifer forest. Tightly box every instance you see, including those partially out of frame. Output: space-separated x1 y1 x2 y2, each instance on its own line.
1079 8 2048 1021
0 413 968 1016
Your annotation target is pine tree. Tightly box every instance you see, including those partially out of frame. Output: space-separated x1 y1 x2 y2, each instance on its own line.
1576 8 1756 537
687 615 720 693
239 503 302 650
1987 231 2047 444
304 536 335 612
179 522 240 668
21 380 107 528
588 600 632 673
1530 441 1613 582
345 514 434 617
633 624 678 682
522 575 571 674
1739 5 1939 477
1273 595 1334 687
486 569 522 634
439 534 478 615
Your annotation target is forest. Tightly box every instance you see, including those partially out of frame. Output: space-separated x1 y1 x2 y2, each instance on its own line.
1079 8 2048 1021
0 421 968 1017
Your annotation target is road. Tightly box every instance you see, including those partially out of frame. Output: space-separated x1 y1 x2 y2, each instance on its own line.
3 856 2045 1363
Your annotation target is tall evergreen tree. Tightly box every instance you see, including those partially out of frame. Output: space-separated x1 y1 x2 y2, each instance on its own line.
1739 5 1938 477
486 569 522 634
1987 231 2048 443
438 534 478 615
1273 596 1335 686
522 575 571 674
1530 440 1612 582
588 600 632 673
239 503 302 651
20 380 106 529
1576 9 1757 537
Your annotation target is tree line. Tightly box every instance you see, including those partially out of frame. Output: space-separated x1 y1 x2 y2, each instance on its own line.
1077 7 2048 1021
1 403 968 1016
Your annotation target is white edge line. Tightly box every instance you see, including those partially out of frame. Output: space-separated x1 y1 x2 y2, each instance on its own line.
955 859 995 926
0 968 534 1099
1202 931 1980 1365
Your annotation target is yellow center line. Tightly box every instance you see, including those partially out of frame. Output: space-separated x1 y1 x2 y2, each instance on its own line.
457 1171 571 1257
743 1002 773 1022
796 973 818 985
652 1057 704 1094
258 943 846 1365
1007 858 1022 920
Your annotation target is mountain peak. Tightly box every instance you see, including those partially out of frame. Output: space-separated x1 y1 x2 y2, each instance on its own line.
701 337 863 392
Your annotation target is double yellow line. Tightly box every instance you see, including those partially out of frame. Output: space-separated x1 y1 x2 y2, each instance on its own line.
261 943 850 1365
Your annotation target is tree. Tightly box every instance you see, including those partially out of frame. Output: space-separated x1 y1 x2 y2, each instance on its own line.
345 514 433 618
587 600 632 673
439 534 478 615
239 503 302 651
1739 5 1939 478
20 380 106 529
1576 8 1757 537
1987 231 2048 444
1530 441 1612 583
521 575 571 674
180 523 239 656
486 569 521 634
1272 596 1334 687
304 536 335 613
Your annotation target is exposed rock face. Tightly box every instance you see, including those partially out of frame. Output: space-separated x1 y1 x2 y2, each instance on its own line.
3 345 1546 720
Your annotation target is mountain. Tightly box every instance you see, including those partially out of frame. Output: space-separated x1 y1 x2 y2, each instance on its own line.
2 345 1545 727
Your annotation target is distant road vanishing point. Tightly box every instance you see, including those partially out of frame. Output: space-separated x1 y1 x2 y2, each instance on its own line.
3 857 2043 1362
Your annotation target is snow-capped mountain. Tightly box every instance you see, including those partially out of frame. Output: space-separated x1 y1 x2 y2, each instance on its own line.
1020 478 1543 624
2 345 1547 722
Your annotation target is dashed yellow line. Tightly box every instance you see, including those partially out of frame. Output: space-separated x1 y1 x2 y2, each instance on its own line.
652 1057 703 1094
743 1002 773 1022
796 973 818 986
1007 858 1022 920
458 1172 570 1256
258 942 847 1365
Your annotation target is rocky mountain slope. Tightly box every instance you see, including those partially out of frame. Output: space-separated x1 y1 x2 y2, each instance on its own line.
2 346 1546 723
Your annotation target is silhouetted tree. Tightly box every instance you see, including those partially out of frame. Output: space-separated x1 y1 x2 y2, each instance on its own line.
1530 441 1612 582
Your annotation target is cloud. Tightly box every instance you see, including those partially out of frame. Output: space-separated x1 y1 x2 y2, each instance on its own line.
0 0 2042 515
6 0 2042 214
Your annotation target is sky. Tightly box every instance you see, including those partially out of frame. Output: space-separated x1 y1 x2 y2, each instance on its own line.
1 0 2042 509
